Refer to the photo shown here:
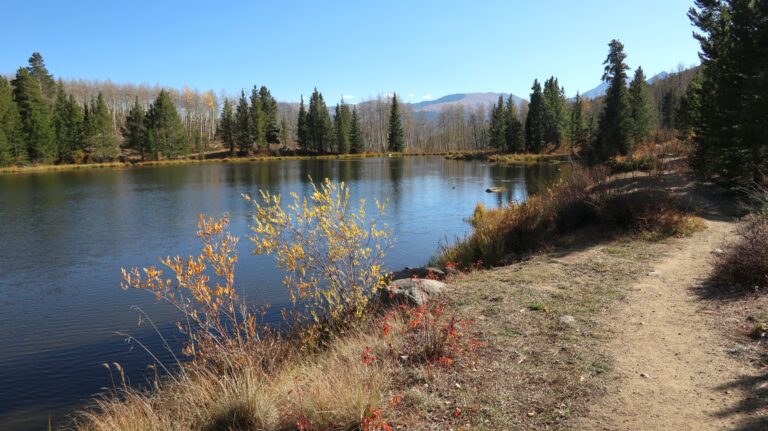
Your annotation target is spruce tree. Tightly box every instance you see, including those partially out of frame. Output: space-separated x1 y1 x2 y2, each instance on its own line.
146 90 185 159
12 68 56 163
349 107 364 154
594 39 632 160
0 77 22 165
333 100 352 154
307 88 332 153
53 84 85 163
235 91 252 154
504 96 524 153
489 95 506 150
387 94 405 152
628 67 654 145
259 86 280 145
524 79 546 153
297 95 309 151
219 98 236 156
249 86 264 151
542 77 567 147
675 73 702 142
26 52 57 103
89 92 118 161
568 92 587 154
123 97 148 160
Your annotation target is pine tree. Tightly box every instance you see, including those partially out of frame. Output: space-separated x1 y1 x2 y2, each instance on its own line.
259 86 280 146
503 96 524 152
249 86 263 152
146 90 185 159
26 52 57 103
542 76 567 147
12 68 56 163
675 73 702 142
219 98 236 156
0 76 22 165
235 91 252 154
297 95 309 151
333 100 352 154
628 67 654 145
489 95 506 150
524 79 546 153
593 39 632 160
123 97 147 160
349 107 364 154
89 92 118 161
660 90 676 131
568 92 587 154
307 88 332 153
387 94 405 152
53 83 85 163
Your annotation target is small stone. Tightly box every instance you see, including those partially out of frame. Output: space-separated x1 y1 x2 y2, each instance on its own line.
640 373 650 378
713 248 725 255
559 315 577 325
527 412 536 417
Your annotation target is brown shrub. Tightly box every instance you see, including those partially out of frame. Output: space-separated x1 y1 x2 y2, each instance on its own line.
713 214 768 290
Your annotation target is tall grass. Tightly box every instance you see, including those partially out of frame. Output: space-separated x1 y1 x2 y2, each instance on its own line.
434 166 704 267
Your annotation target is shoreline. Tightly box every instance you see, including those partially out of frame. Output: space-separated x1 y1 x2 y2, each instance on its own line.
0 150 568 176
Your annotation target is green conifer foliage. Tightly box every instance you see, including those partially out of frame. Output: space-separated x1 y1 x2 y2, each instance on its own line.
349 107 364 154
0 76 23 165
12 68 56 163
387 94 405 152
525 79 546 153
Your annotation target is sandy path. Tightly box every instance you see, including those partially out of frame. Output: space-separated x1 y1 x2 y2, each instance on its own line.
580 216 760 430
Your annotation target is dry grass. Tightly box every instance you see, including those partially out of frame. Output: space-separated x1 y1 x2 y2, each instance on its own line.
434 166 705 267
712 214 768 291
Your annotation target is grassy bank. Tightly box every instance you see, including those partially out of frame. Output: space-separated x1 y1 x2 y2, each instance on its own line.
0 150 473 176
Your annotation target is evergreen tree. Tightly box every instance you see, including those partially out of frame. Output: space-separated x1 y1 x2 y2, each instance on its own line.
89 92 118 161
628 67 655 145
259 86 280 145
503 96 524 152
53 83 85 163
688 0 768 181
252 85 267 149
333 100 352 154
26 52 57 103
675 73 702 142
349 107 364 154
593 39 632 160
387 94 405 152
235 91 252 154
660 90 676 131
0 77 22 165
524 79 546 153
12 68 56 163
146 90 185 159
307 88 333 152
542 76 567 147
489 95 506 149
297 95 309 151
568 92 587 154
123 97 148 160
219 98 236 156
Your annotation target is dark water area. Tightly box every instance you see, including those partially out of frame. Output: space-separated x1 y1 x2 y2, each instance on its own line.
0 156 566 430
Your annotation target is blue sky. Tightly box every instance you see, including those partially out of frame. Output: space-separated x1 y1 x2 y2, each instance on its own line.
1 0 701 103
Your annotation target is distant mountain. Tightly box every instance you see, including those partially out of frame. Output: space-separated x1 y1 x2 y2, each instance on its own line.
410 92 526 114
580 71 669 100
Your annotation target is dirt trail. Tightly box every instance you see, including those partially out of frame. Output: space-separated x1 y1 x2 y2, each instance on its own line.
580 212 760 429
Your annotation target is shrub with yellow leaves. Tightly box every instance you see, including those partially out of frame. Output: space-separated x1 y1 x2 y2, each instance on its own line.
245 178 392 336
121 214 259 362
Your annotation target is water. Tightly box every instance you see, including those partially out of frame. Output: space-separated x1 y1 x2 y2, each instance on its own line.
0 156 565 430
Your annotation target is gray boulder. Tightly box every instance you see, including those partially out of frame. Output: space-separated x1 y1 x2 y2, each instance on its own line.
381 278 447 306
390 266 446 281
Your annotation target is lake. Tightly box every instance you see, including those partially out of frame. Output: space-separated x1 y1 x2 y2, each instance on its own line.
0 156 566 430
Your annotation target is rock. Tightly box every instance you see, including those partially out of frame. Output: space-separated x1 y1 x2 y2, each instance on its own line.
713 248 725 255
485 186 506 193
559 315 577 326
381 278 447 306
390 266 446 281
640 373 651 379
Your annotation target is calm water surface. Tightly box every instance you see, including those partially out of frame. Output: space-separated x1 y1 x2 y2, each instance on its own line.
0 156 565 430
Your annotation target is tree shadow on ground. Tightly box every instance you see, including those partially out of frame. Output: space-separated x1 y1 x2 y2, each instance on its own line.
713 373 768 431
